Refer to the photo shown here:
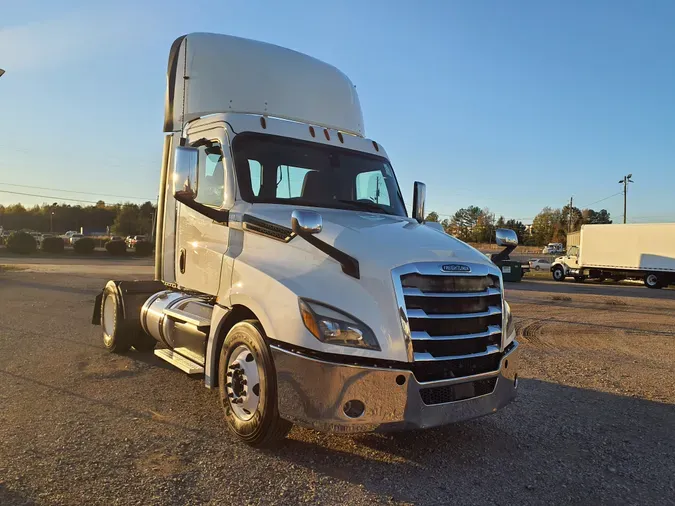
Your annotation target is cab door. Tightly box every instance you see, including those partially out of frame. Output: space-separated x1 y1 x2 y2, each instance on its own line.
566 245 580 270
175 126 230 295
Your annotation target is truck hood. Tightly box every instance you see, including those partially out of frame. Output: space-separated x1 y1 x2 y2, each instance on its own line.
244 205 493 271
231 204 500 362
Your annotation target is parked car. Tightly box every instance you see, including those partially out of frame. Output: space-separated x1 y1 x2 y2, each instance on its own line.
126 235 147 248
109 235 123 242
529 258 552 271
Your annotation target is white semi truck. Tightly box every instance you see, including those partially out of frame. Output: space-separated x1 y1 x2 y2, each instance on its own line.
92 33 519 446
551 223 675 288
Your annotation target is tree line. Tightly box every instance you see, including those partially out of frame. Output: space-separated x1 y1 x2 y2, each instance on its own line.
425 205 611 246
0 201 156 237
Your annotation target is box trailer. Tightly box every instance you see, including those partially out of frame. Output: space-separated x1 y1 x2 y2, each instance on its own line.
552 223 675 288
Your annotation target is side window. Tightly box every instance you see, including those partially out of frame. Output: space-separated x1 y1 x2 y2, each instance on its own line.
249 160 262 197
195 141 224 207
355 170 390 205
276 165 312 199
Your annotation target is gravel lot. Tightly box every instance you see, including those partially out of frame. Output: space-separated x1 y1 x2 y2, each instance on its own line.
1 260 674 505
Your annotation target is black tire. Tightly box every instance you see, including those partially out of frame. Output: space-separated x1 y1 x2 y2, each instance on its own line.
534 265 541 271
100 281 132 353
644 273 663 289
218 320 292 447
552 266 565 282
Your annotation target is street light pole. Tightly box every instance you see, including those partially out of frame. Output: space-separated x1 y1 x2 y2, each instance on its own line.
50 211 54 233
618 174 634 224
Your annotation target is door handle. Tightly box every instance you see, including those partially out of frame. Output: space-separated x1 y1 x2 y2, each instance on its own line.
179 248 187 274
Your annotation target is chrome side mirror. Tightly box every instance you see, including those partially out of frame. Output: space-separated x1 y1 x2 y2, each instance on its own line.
496 228 518 247
173 146 199 200
412 181 426 223
291 210 322 235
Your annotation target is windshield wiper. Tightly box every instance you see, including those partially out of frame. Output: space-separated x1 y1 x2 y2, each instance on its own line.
336 199 393 215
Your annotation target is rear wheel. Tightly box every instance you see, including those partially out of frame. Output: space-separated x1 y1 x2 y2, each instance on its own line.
644 273 663 289
552 266 565 282
218 320 292 447
101 282 132 353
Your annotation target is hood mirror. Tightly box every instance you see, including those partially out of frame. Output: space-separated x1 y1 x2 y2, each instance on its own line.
291 210 323 235
173 146 199 200
412 181 426 224
495 228 518 247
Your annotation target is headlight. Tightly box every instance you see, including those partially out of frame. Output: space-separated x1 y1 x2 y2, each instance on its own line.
504 300 515 345
298 299 380 351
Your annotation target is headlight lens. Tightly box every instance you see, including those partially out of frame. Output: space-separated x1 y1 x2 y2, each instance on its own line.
298 299 380 351
504 300 515 344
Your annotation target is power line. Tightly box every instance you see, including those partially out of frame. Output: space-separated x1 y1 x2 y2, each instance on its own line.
578 191 623 209
0 189 104 204
0 182 154 201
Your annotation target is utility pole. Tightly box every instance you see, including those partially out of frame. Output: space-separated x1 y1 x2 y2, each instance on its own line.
568 196 573 232
618 174 634 224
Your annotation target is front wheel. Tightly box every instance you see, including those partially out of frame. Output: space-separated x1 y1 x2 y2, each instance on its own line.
552 266 565 282
534 265 541 271
218 320 292 447
644 273 663 289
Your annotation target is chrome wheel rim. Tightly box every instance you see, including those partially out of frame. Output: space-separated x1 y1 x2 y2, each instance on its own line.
102 293 115 345
647 274 658 286
226 345 260 421
554 269 563 280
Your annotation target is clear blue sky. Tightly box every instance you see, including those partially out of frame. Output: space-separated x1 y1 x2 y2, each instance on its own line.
1 0 674 224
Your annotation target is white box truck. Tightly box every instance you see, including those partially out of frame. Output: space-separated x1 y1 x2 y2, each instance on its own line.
92 33 519 446
551 223 675 288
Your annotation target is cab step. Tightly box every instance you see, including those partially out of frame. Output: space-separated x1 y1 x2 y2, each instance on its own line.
162 307 211 332
154 348 204 375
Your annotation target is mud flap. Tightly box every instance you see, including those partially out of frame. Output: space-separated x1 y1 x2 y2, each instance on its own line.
91 280 165 326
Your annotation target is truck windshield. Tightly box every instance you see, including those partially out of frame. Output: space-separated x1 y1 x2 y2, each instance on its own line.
232 133 407 216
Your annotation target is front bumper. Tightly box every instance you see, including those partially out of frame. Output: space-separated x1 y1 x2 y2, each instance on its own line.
272 341 519 433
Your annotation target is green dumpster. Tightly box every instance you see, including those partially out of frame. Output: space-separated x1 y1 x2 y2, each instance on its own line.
497 260 523 282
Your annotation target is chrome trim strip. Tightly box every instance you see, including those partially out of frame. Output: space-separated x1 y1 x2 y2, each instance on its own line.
407 306 501 320
411 325 502 341
403 287 500 298
271 341 517 386
414 344 501 362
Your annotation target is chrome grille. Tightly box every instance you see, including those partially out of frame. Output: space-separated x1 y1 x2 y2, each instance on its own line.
393 263 504 383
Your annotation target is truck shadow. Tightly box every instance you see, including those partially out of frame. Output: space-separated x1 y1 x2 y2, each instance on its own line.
273 378 675 504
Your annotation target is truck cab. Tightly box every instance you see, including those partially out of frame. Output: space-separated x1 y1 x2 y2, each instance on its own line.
94 33 519 446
